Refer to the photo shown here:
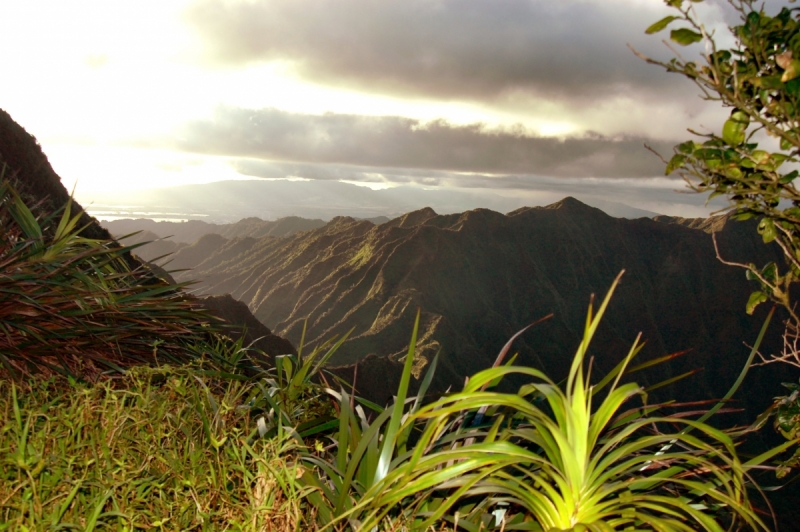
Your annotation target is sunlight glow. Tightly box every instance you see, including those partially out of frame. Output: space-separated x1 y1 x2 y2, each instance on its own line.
43 143 259 200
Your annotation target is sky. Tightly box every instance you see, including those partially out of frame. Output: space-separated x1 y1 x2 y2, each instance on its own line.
0 0 780 218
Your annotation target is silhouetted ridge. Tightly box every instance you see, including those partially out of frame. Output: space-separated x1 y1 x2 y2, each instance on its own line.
103 216 328 246
447 208 507 231
0 108 114 243
544 196 609 217
0 109 296 357
653 213 731 234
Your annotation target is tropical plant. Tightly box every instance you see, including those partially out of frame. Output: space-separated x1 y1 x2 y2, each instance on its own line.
297 274 790 531
295 310 440 529
0 176 228 379
242 322 353 443
634 0 800 366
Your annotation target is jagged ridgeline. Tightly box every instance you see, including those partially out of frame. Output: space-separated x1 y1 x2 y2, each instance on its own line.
0 109 295 378
162 202 787 415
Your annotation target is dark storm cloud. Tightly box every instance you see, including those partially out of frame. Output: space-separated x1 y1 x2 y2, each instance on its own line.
176 107 677 178
183 0 688 104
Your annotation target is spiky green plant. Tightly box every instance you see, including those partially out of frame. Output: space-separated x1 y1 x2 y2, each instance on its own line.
316 274 790 532
297 311 439 529
241 322 353 445
0 178 224 379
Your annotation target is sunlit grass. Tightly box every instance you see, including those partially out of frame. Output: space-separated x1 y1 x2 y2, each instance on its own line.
0 366 311 531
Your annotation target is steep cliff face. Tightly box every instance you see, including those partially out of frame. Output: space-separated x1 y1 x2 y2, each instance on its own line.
198 294 297 363
173 197 788 412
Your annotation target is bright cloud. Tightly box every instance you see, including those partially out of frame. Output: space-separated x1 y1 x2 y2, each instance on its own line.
0 0 772 216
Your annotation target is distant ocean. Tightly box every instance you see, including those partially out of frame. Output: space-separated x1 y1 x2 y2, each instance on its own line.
86 205 213 223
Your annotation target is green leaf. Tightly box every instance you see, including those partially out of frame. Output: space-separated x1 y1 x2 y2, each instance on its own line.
779 169 799 184
374 309 421 485
722 111 750 146
771 153 790 169
781 59 800 82
781 136 794 151
746 291 769 315
677 140 695 154
758 217 778 243
787 78 800 97
665 154 686 174
762 262 778 282
670 28 703 46
725 166 744 179
646 16 679 34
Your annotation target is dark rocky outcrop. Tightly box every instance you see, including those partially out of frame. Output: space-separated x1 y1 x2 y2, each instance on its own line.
0 109 112 242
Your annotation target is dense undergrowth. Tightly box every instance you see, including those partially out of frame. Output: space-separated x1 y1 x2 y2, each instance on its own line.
1 178 799 531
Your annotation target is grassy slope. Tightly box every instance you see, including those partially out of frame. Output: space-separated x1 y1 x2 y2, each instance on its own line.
0 366 311 531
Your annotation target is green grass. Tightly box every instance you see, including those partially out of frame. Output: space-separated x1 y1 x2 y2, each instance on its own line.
0 365 310 531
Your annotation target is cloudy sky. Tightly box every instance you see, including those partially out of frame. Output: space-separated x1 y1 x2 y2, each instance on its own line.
0 0 771 217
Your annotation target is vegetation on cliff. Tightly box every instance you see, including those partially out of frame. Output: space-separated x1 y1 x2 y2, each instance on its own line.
0 166 788 528
2 268 785 530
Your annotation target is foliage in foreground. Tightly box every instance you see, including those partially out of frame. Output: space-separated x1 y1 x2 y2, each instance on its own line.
0 365 310 531
0 175 231 379
638 0 800 324
638 0 800 482
303 274 786 531
3 274 791 531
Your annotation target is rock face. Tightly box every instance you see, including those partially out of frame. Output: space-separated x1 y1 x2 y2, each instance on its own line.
172 198 788 415
0 108 295 358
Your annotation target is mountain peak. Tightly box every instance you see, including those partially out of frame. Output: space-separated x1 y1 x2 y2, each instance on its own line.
546 196 606 215
387 207 438 228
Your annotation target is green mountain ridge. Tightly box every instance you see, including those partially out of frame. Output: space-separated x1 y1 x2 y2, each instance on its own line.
164 196 787 414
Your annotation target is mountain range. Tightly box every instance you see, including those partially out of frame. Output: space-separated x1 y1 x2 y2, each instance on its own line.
112 199 787 417
4 102 788 429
